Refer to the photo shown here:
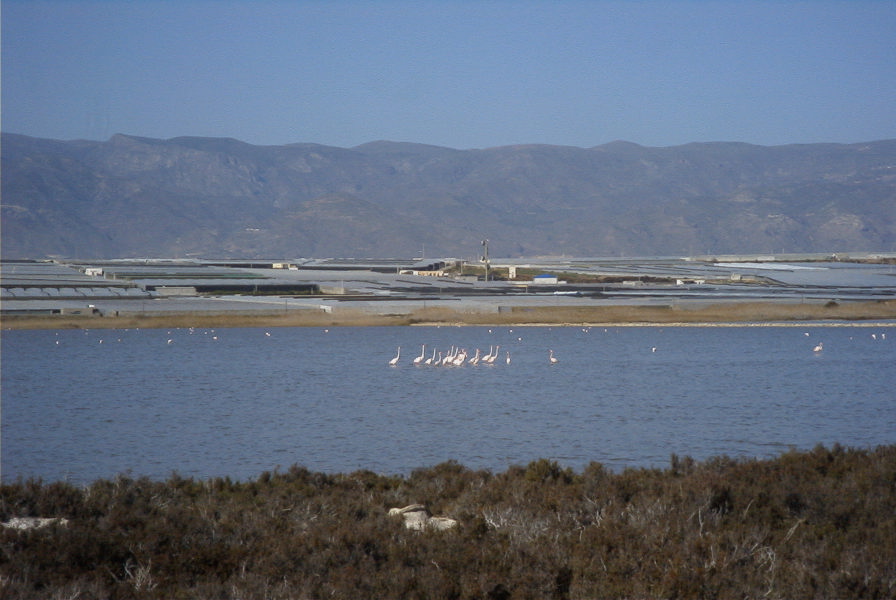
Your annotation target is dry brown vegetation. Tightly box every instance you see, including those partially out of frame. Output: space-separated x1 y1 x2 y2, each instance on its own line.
465 300 896 326
4 299 896 330
1 309 411 331
2 445 895 599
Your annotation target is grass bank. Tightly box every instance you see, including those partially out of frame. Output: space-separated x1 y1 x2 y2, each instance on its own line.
2 445 894 599
4 299 896 330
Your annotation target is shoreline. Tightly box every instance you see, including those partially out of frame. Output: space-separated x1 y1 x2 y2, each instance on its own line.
4 299 895 330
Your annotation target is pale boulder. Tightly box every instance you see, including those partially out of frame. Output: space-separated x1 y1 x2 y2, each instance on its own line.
388 504 458 531
2 517 69 530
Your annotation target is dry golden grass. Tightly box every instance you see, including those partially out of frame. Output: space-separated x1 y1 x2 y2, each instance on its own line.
3 299 895 330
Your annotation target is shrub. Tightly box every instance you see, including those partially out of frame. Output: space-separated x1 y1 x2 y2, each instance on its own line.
1 445 894 599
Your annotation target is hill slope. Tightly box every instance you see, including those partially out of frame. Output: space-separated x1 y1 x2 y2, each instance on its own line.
2 133 894 258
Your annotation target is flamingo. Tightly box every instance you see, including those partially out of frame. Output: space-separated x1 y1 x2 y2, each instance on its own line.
469 349 481 365
549 349 559 364
450 350 461 366
485 345 500 364
439 346 453 366
813 342 823 353
446 346 459 365
424 347 436 365
505 351 511 365
413 344 426 365
389 346 401 366
453 348 468 366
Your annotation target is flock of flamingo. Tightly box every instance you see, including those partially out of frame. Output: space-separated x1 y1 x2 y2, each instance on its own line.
387 344 559 366
387 330 889 365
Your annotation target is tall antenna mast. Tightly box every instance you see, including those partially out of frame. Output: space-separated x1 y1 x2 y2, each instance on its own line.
481 239 490 281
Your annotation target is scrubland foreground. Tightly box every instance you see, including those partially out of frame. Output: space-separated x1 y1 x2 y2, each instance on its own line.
2 445 894 599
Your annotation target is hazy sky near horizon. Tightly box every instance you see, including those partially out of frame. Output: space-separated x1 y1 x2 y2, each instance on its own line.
3 0 895 149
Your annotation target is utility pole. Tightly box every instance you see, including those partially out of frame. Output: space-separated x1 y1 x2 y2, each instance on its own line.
481 239 490 281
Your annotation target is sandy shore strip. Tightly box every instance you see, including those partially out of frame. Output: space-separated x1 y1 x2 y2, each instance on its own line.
4 299 895 330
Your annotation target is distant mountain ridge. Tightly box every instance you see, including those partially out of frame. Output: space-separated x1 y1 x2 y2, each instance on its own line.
2 133 894 259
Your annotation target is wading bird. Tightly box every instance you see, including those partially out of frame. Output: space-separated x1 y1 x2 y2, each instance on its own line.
413 345 426 365
469 349 481 365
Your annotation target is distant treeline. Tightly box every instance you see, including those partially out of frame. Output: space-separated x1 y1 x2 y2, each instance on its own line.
2 445 894 599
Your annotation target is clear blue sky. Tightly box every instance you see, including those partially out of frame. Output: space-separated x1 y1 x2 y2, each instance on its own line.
3 0 895 149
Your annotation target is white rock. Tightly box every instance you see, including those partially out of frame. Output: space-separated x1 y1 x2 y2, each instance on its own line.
388 504 457 531
2 517 69 530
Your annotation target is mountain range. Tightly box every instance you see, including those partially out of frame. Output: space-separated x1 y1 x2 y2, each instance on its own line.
2 132 894 259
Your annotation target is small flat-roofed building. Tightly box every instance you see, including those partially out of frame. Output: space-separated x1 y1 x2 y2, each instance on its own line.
399 269 446 276
532 274 559 285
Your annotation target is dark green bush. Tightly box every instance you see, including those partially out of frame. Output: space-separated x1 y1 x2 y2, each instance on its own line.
2 446 895 599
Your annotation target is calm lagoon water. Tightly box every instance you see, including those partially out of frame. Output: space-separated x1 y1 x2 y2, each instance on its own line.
3 324 895 484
